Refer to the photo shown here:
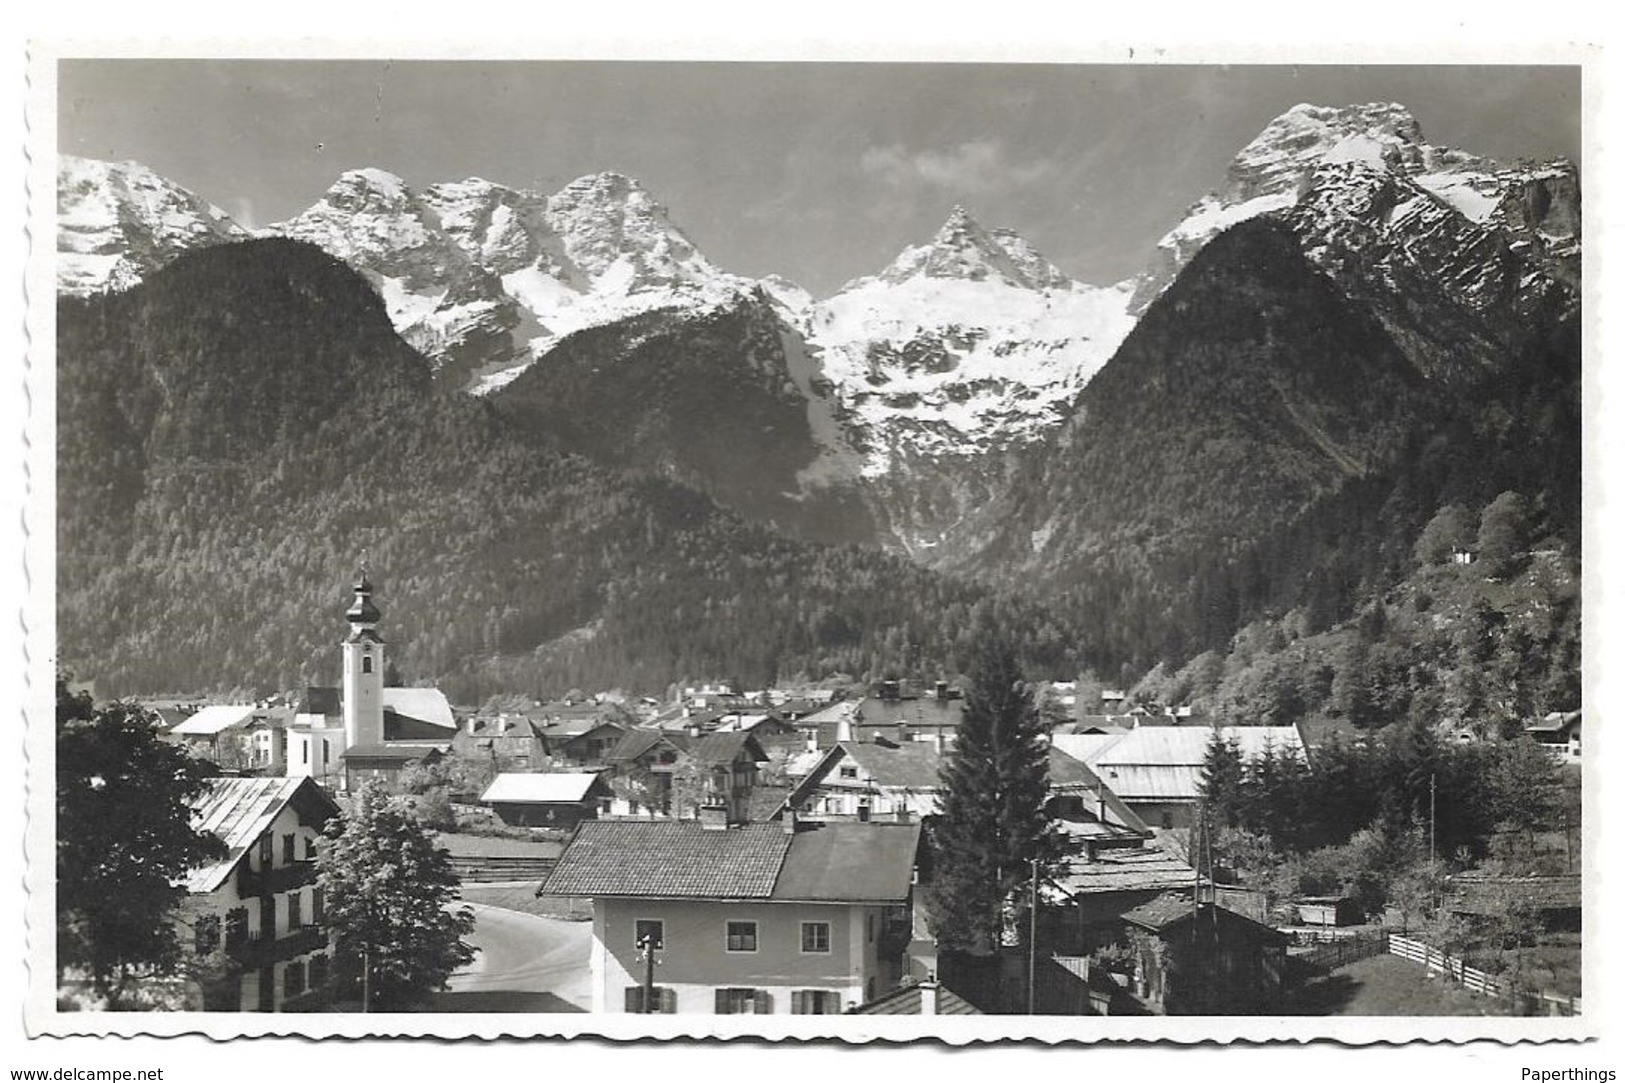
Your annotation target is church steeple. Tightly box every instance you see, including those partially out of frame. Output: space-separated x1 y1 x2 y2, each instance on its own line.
345 558 383 632
341 557 386 752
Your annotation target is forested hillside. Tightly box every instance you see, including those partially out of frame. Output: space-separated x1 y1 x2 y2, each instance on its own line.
57 239 1087 700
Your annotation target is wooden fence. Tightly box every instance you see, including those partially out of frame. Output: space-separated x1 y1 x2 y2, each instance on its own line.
447 854 558 883
1387 934 1581 1016
1296 930 1389 972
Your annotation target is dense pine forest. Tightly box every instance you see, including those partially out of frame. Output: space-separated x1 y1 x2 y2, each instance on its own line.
57 240 1085 701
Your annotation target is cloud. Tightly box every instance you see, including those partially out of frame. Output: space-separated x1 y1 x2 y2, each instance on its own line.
859 140 1056 195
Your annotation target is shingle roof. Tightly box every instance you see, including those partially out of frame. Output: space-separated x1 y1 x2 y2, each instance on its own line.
688 731 767 767
605 728 680 763
542 821 792 898
1122 893 1287 939
772 822 920 903
480 772 606 805
302 686 341 716
843 741 945 790
1056 847 1197 896
186 776 338 894
848 980 981 1016
172 704 258 736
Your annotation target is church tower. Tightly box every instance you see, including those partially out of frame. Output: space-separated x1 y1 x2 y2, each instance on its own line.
341 562 386 749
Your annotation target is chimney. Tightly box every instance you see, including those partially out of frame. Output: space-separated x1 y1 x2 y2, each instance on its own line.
699 801 730 830
918 980 938 1015
782 808 799 835
935 680 949 701
880 679 900 702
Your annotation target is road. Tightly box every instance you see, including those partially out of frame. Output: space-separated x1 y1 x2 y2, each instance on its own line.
428 901 593 1012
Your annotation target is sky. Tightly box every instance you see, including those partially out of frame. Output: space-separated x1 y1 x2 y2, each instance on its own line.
58 60 1581 298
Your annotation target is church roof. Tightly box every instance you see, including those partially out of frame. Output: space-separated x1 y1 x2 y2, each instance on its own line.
382 687 456 730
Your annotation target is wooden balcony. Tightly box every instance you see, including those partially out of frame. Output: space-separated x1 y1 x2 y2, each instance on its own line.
237 859 318 899
226 925 329 969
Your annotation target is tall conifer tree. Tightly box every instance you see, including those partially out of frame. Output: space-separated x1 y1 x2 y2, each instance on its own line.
924 638 1055 954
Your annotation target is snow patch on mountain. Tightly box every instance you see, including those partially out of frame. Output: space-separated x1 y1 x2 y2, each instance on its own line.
57 155 249 295
1134 102 1580 311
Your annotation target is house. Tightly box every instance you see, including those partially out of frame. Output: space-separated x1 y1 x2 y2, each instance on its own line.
1045 744 1152 852
604 728 768 822
452 715 549 771
782 741 943 821
540 719 630 768
855 681 963 746
1525 711 1581 762
1049 844 1198 952
846 977 981 1016
168 704 263 768
1443 873 1581 932
480 771 613 828
181 776 340 1011
1294 895 1363 927
1119 893 1289 1015
541 818 921 1013
1061 725 1307 830
797 701 861 751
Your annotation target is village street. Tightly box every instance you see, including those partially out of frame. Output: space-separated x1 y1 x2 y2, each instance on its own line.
427 901 592 1012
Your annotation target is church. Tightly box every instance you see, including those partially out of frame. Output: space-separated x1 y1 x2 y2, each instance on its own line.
281 566 457 791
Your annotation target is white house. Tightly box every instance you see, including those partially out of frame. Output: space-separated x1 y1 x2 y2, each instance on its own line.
542 818 921 1014
181 776 340 1011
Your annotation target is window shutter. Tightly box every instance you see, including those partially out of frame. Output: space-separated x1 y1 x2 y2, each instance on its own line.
660 988 677 1014
625 987 641 1013
791 990 805 1015
715 988 728 1013
754 989 773 1014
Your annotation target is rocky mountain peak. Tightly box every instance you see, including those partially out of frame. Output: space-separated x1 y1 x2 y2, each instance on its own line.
868 205 1070 291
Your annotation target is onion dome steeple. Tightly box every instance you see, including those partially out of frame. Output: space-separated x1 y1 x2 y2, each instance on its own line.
345 557 382 630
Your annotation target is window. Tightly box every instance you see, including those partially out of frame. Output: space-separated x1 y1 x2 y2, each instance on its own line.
1161 811 1174 829
260 897 277 941
792 989 841 1014
194 914 221 956
725 921 758 953
800 922 831 954
257 833 273 869
634 919 664 951
305 836 317 861
624 986 677 1013
838 765 858 779
311 887 325 926
301 739 309 765
715 987 771 1014
308 953 329 991
282 834 296 865
224 908 249 949
362 655 374 674
868 913 877 943
288 890 303 931
283 960 305 999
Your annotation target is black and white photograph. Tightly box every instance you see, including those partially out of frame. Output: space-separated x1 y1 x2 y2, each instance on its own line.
15 23 1611 1064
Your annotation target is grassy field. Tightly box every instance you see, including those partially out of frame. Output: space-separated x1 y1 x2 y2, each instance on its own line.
1290 953 1512 1016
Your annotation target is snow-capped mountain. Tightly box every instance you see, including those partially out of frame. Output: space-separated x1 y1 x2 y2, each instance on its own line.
1133 102 1580 311
57 155 250 295
263 168 758 391
800 206 1135 553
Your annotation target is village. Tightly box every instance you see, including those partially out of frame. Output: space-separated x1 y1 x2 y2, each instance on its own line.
62 567 1581 1019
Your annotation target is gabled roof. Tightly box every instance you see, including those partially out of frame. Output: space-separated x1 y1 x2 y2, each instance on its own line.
605 728 684 763
480 772 607 805
1055 846 1196 896
841 741 945 790
772 821 920 903
172 704 259 736
688 730 768 767
859 696 963 728
1076 726 1306 802
1525 710 1581 734
543 821 792 898
186 776 339 894
381 687 456 730
542 820 920 904
1121 894 1288 940
848 980 981 1016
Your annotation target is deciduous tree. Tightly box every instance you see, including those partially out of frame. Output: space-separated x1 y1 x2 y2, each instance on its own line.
56 676 225 1008
316 780 476 1009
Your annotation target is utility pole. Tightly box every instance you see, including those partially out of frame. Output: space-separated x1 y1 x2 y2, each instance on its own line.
1027 856 1039 1015
1429 772 1437 866
638 932 658 1014
361 943 370 1014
